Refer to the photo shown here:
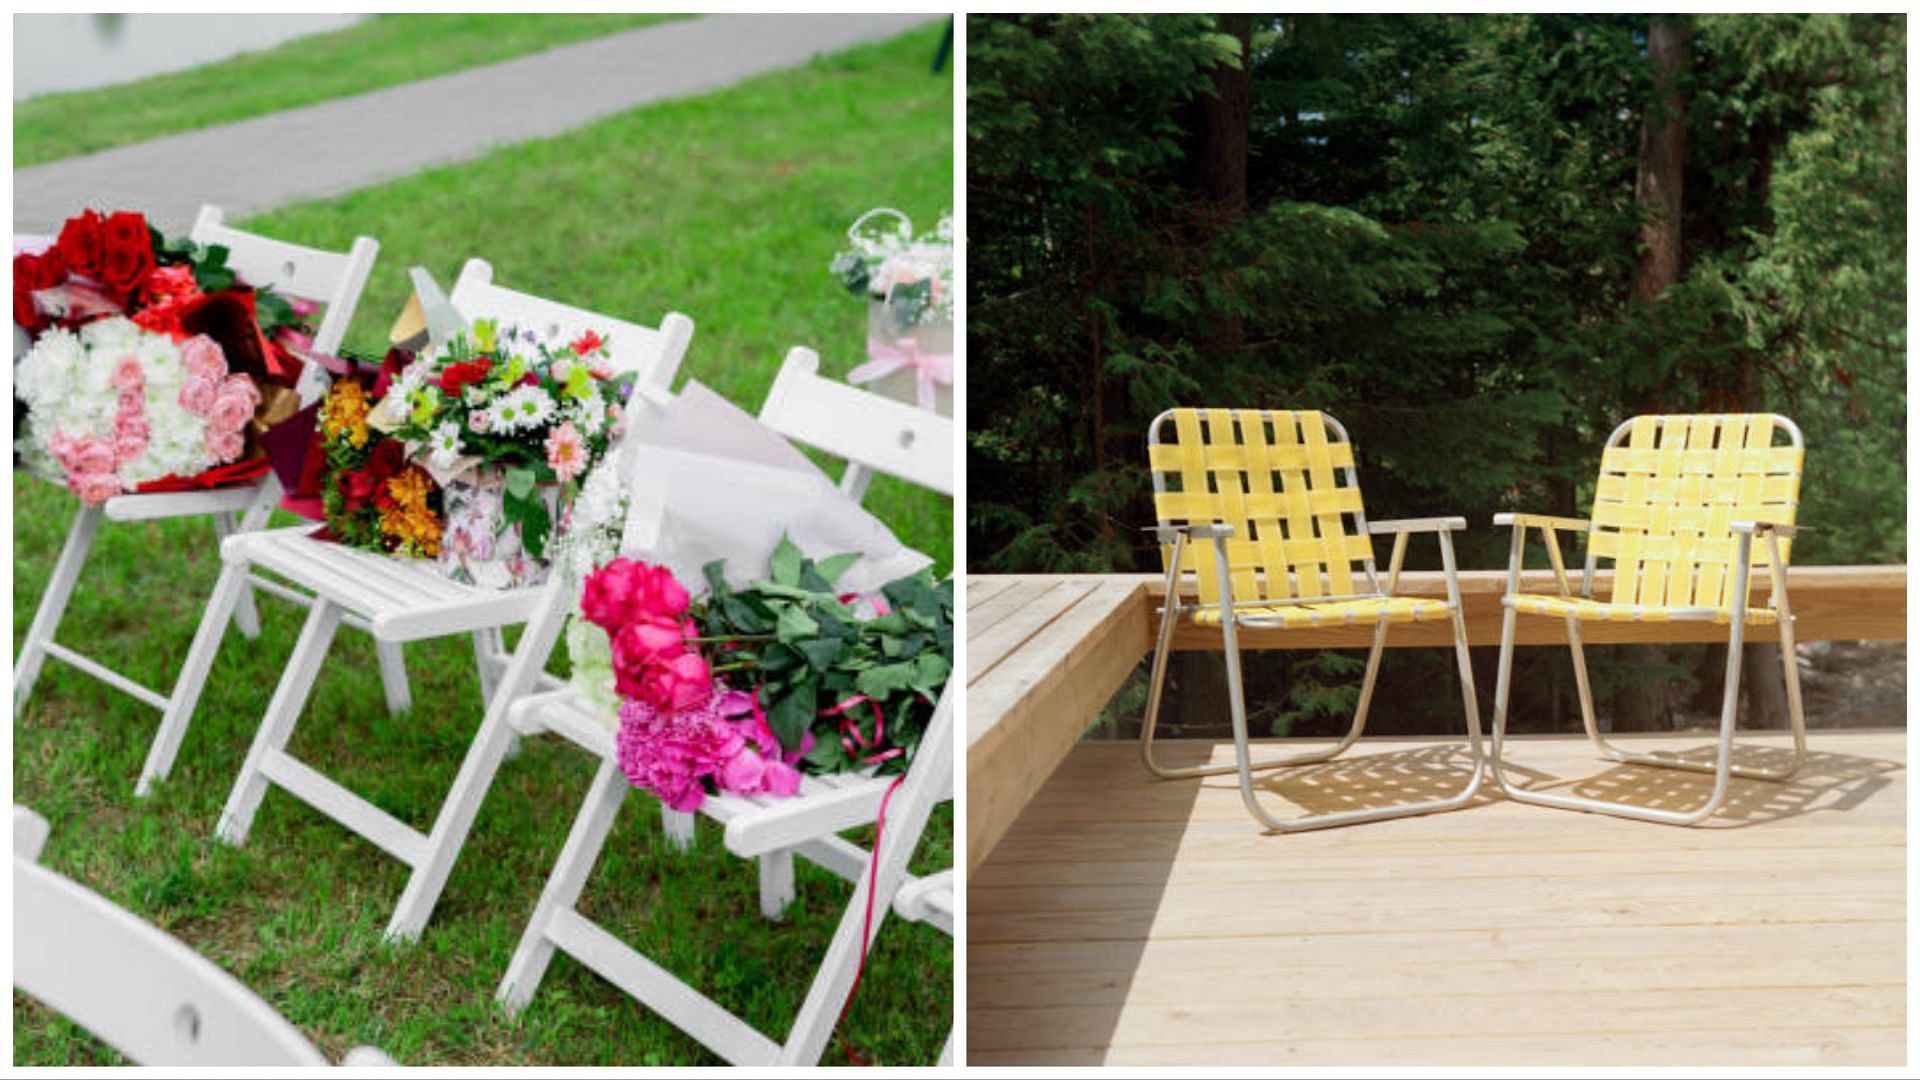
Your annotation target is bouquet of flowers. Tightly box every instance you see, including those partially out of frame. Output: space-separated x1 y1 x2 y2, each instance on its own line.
13 208 317 504
372 318 634 586
829 208 954 413
316 365 443 558
829 208 954 334
574 539 952 812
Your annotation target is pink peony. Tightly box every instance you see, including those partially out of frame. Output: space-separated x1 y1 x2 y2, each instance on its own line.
179 334 226 382
205 429 245 462
208 386 257 433
70 470 123 504
111 355 144 392
614 684 740 813
179 376 218 416
581 557 691 632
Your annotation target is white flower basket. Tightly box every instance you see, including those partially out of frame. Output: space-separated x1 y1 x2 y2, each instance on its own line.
437 465 563 589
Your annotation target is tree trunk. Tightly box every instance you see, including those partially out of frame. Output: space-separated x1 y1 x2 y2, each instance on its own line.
1615 15 1692 733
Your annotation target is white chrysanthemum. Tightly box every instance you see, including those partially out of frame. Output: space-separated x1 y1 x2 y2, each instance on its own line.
391 359 429 401
14 328 83 409
428 420 464 470
491 385 556 433
78 316 140 358
135 332 185 391
567 385 607 437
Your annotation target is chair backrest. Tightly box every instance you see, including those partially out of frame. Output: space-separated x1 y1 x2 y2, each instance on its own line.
448 258 694 402
188 205 378 358
1586 413 1804 610
758 347 955 501
13 806 337 1066
1148 407 1379 607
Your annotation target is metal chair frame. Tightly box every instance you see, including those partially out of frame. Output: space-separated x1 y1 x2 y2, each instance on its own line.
1137 407 1487 831
1487 413 1809 825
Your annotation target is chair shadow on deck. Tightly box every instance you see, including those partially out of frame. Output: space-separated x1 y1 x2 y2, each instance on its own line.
1523 744 1904 828
1214 743 1547 822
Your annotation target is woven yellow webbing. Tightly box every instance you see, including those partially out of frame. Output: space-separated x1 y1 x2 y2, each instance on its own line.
1585 414 1802 619
1148 409 1375 606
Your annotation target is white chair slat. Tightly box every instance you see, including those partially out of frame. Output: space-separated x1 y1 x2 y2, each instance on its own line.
759 347 955 497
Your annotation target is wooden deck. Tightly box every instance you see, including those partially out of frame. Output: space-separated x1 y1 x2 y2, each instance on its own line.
968 729 1907 1066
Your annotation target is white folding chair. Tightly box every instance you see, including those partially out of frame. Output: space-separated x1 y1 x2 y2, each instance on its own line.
14 206 403 794
892 869 955 1065
492 346 955 1063
156 258 694 942
498 687 954 1066
14 805 394 1067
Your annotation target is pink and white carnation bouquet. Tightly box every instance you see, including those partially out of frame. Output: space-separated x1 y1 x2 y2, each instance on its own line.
14 316 257 504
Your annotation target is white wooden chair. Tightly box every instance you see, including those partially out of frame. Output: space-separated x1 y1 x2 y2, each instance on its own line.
14 805 395 1066
155 258 694 942
892 869 955 1065
492 347 956 1063
14 206 404 796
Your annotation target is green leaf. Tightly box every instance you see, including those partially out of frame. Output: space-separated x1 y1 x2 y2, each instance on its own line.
767 681 815 749
769 536 803 587
773 602 819 643
795 637 842 673
504 467 537 500
912 652 950 691
855 662 916 699
815 552 861 585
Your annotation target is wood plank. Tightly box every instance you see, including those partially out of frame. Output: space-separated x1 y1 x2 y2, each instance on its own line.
966 580 1147 873
966 578 1099 681
966 730 1907 1066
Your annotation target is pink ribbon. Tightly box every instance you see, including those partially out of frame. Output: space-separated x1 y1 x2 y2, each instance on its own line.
847 336 952 411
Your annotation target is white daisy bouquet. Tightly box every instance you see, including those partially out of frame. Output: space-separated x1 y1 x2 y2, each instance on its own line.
376 318 633 583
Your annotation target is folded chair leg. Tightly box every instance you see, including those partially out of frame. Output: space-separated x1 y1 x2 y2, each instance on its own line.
498 756 629 1013
375 641 411 715
139 558 252 797
15 504 102 715
217 599 342 845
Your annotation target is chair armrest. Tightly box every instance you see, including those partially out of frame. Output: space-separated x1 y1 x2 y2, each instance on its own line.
1142 523 1236 544
1493 512 1591 533
1367 516 1467 534
1730 520 1802 538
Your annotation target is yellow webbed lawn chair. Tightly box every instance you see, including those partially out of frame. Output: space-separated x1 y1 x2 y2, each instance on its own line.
1139 408 1487 830
1489 413 1808 824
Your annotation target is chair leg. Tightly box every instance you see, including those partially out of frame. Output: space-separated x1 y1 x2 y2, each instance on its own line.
471 627 501 704
386 588 570 942
15 504 102 715
138 557 252 797
759 850 797 921
1141 613 1386 781
1492 603 1760 825
375 641 412 715
497 756 629 1013
1570 622 1806 783
217 599 342 845
662 806 695 852
213 512 262 641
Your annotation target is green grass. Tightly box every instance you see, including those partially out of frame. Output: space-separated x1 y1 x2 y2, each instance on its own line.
13 24 952 1067
14 14 687 166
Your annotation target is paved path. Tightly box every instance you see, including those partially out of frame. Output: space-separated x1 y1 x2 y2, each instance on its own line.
15 13 940 234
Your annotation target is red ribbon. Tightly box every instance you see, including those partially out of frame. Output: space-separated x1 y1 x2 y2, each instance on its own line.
132 455 272 494
834 773 908 1067
821 695 904 766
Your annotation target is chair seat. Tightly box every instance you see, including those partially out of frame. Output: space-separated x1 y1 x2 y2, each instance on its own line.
510 685 902 858
1190 594 1451 628
1506 593 1779 626
222 526 546 641
104 482 265 522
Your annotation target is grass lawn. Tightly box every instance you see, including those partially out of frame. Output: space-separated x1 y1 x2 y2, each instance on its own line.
13 23 953 1067
13 13 686 166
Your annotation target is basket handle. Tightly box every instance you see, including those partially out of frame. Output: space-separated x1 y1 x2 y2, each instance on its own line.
847 207 911 243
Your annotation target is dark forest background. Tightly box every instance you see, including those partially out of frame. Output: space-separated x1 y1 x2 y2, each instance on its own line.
967 14 1905 736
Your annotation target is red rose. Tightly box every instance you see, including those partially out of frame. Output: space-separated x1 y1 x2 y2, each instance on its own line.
56 210 105 279
437 358 493 396
341 468 382 511
366 438 405 477
97 212 155 299
13 250 67 331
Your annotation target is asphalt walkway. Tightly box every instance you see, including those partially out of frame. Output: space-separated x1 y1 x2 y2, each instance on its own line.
15 13 939 234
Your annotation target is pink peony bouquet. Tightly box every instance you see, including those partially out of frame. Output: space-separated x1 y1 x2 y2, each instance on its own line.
576 542 952 812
